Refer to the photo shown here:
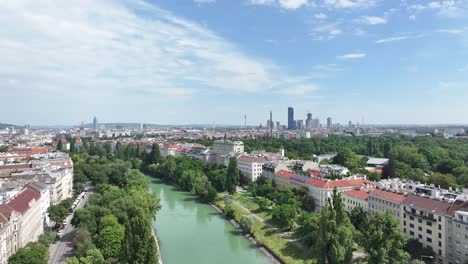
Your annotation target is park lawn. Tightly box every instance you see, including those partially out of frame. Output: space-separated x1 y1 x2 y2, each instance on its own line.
215 197 315 264
234 193 273 221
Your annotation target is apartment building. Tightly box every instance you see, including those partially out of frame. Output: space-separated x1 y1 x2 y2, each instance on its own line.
368 188 407 221
447 209 468 264
342 189 369 212
273 170 295 190
212 140 244 165
0 183 49 264
237 156 267 182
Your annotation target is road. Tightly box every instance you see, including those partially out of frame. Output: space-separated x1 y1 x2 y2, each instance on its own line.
48 190 92 264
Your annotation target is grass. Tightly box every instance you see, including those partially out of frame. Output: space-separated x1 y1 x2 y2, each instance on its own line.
216 195 315 264
234 192 273 221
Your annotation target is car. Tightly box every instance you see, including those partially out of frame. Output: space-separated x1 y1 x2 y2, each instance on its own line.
63 220 68 225
57 230 63 237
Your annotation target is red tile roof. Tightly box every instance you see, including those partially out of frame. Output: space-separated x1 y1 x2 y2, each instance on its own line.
343 189 369 201
369 189 407 203
275 170 295 178
7 187 41 214
307 178 372 189
0 204 14 220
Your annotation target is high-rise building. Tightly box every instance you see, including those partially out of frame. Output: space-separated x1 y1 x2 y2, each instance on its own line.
93 116 98 130
327 117 332 128
312 118 320 128
288 107 294 130
306 113 312 129
296 120 303 130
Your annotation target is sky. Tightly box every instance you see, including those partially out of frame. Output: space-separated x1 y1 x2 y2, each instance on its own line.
1 0 468 126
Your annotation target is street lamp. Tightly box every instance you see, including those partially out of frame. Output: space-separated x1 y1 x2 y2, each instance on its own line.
421 255 434 263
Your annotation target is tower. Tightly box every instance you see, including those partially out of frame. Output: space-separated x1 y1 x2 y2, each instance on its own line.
327 117 332 129
288 107 294 130
306 113 312 129
93 116 98 130
270 110 273 137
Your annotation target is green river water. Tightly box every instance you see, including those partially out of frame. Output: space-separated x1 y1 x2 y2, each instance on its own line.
148 177 271 264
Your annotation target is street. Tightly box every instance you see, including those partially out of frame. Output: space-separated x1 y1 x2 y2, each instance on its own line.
48 190 92 264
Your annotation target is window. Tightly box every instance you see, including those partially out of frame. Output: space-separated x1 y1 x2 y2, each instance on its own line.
418 219 423 224
410 224 414 228
419 226 423 231
427 229 432 235
419 234 423 239
404 221 407 226
412 208 416 214
427 237 432 243
427 221 432 226
410 231 414 236
410 216 414 220
439 233 442 239
439 249 442 255
439 224 442 230
404 228 406 233
439 241 442 247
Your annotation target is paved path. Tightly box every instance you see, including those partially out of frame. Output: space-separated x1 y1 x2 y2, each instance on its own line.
48 191 92 264
231 198 306 250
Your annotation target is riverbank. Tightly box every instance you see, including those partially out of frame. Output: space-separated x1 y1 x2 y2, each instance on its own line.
151 228 163 264
209 201 283 264
212 195 313 264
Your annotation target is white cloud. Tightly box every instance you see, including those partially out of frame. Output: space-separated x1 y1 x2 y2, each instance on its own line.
409 15 416 20
324 0 376 9
0 0 319 116
314 13 328 19
435 27 468 34
311 22 343 40
375 33 424 44
279 0 308 9
356 16 387 25
249 0 275 5
337 53 366 59
408 1 468 18
248 0 307 9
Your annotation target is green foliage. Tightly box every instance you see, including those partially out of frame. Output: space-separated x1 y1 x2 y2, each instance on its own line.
120 208 158 264
48 197 74 227
239 215 253 234
404 239 435 261
8 241 48 264
224 204 236 219
227 157 240 195
363 211 409 264
257 197 271 211
295 212 320 248
316 188 354 264
271 204 298 230
94 215 124 259
333 148 365 171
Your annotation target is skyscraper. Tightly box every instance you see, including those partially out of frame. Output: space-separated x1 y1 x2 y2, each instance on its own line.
93 116 98 130
327 117 332 128
306 113 312 129
288 107 294 130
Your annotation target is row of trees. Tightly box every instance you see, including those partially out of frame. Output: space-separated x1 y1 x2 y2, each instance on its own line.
65 141 161 264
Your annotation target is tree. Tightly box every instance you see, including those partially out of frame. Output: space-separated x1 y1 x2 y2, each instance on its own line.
160 156 176 182
239 215 253 234
8 242 48 264
316 188 354 264
94 215 125 260
120 209 158 264
363 211 409 264
226 157 240 195
258 197 271 211
57 139 63 151
404 239 435 261
271 204 298 230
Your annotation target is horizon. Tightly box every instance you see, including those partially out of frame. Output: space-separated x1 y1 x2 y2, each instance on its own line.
1 0 468 125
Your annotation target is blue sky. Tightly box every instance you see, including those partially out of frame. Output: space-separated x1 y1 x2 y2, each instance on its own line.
1 0 468 126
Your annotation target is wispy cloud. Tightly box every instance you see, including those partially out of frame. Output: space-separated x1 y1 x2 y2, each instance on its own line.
248 0 308 9
408 1 468 18
375 33 424 44
356 16 387 25
337 53 366 59
311 22 343 40
0 0 319 106
324 0 376 9
314 13 328 19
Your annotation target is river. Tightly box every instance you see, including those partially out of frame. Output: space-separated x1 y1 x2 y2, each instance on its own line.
148 177 272 264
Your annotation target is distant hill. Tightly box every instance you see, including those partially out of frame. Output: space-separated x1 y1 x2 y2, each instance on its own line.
0 123 21 129
84 123 242 129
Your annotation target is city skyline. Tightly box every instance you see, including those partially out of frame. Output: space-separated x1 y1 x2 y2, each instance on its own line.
1 0 468 125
